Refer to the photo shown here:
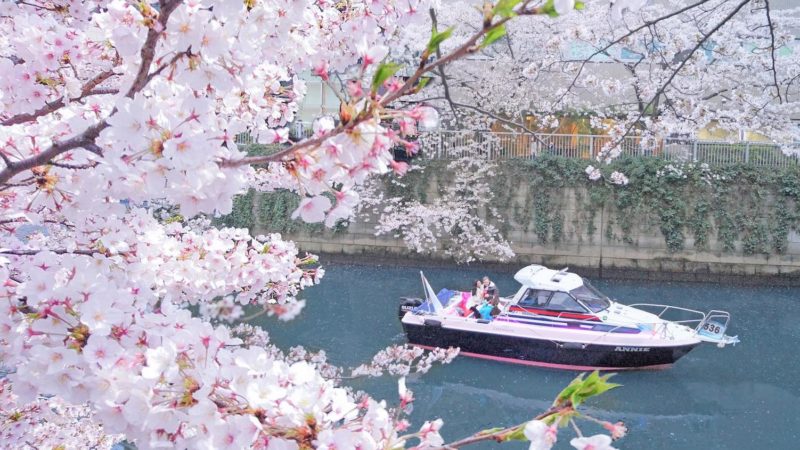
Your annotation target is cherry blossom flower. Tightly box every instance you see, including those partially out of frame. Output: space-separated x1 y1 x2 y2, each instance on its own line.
398 376 414 409
602 421 628 440
585 165 602 181
356 37 389 67
416 419 444 448
524 419 558 450
554 0 576 15
609 171 629 186
292 195 333 223
570 434 618 450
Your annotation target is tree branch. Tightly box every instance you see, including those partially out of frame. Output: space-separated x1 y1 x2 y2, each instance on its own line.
0 249 102 256
220 0 542 168
125 0 182 98
551 0 713 108
435 405 564 449
0 0 183 187
605 0 751 159
0 121 107 185
1 70 117 126
449 101 548 147
763 0 783 103
430 8 461 125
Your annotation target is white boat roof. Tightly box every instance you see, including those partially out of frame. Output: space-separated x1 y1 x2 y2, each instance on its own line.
513 265 584 292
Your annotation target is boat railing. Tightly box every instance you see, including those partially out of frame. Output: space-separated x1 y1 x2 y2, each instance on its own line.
627 303 738 346
626 303 709 326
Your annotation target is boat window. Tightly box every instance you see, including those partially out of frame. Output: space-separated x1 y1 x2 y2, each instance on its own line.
569 281 611 313
545 292 588 313
517 289 552 307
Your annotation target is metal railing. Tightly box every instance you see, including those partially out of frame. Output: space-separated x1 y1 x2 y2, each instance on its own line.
235 126 800 167
420 130 800 167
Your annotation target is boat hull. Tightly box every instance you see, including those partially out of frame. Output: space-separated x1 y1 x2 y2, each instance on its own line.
402 321 699 370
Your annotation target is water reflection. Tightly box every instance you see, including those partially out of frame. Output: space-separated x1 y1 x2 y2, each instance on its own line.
258 263 800 449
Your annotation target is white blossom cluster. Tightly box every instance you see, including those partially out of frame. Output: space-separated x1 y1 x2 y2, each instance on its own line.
367 154 515 263
414 0 800 158
0 1 636 448
656 162 727 184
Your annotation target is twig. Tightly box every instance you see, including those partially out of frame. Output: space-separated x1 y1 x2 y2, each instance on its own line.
450 101 548 147
551 0 713 108
0 0 183 187
220 1 542 168
0 121 107 185
125 0 182 98
1 70 118 126
0 249 103 256
429 8 461 125
607 0 751 156
435 406 563 449
763 0 783 103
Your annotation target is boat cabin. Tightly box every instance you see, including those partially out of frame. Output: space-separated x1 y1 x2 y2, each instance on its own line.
510 265 611 319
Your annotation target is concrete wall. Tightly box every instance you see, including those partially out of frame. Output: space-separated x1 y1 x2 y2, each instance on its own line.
255 184 800 285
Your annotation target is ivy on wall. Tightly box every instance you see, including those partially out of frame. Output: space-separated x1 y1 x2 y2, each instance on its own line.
218 153 800 257
500 156 800 255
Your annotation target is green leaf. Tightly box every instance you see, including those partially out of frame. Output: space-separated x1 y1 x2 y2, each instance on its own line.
416 77 432 90
500 425 528 442
371 62 401 92
575 1 586 10
540 0 560 17
427 26 454 54
493 0 521 18
481 24 507 48
554 371 620 408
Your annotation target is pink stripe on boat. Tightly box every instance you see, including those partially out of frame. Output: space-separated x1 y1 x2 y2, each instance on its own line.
411 344 672 371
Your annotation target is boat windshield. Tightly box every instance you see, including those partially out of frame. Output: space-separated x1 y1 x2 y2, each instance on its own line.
570 281 611 313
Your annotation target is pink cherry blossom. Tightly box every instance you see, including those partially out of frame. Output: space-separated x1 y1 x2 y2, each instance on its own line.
570 434 617 450
524 419 557 450
292 195 333 223
602 421 628 440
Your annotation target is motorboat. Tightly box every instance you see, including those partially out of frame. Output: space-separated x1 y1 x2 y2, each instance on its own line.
398 265 739 370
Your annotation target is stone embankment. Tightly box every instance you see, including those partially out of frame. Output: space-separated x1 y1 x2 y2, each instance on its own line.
240 159 800 285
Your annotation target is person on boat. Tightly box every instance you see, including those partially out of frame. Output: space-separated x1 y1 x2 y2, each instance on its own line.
477 301 494 320
468 280 484 319
482 276 498 298
489 292 502 317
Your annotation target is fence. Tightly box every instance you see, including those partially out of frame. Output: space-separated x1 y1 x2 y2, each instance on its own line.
235 127 800 167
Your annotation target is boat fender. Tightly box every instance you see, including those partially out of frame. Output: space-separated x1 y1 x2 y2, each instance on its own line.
398 297 423 320
558 342 587 350
423 319 442 327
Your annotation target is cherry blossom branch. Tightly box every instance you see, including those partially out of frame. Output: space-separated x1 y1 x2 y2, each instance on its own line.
126 0 182 98
0 149 12 167
220 0 541 167
0 121 107 185
550 0 714 108
143 48 194 87
607 0 751 154
435 405 565 449
429 8 461 124
0 249 103 256
0 0 182 186
1 69 117 126
763 0 783 103
449 101 548 146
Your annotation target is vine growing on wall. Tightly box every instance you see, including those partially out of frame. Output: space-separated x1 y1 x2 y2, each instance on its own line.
221 153 800 259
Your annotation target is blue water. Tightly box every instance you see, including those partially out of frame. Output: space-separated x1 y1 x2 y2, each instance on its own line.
257 263 800 449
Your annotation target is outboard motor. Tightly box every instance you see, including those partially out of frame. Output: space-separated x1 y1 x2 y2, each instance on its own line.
398 297 423 320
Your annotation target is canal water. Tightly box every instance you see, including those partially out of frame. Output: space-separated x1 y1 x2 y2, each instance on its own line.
257 263 800 449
